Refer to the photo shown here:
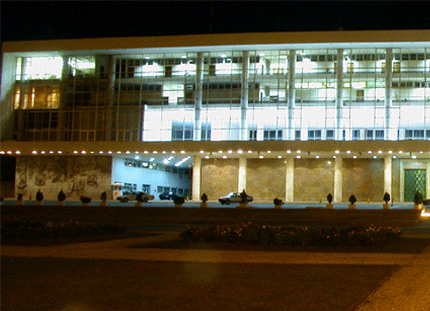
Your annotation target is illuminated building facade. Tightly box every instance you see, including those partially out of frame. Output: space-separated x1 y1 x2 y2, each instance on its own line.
1 30 429 202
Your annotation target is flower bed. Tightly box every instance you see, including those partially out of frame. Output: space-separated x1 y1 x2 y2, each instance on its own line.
1 219 125 239
180 222 402 246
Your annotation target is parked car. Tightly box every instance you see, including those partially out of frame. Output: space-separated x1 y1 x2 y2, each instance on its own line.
117 191 154 203
423 199 430 206
219 192 253 205
159 191 179 200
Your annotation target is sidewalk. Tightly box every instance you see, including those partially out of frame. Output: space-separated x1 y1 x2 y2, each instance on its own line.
2 230 430 311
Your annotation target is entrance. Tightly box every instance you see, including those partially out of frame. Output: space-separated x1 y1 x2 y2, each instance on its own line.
404 169 426 202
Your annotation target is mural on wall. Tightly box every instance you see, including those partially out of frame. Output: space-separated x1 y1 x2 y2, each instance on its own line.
15 156 112 200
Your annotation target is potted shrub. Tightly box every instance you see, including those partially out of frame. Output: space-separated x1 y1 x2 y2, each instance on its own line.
348 194 357 210
326 193 333 209
135 192 143 207
36 190 44 206
200 193 208 208
173 196 185 208
239 190 248 208
17 193 23 206
100 191 107 206
57 190 66 206
80 195 91 206
414 192 424 210
383 192 391 210
273 198 283 209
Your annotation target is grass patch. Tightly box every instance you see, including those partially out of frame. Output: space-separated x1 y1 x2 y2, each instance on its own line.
1 256 398 311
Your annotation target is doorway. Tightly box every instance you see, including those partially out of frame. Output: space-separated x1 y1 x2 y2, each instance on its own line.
404 169 426 202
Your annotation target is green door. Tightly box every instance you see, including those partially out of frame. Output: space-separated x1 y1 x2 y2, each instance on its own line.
404 169 426 202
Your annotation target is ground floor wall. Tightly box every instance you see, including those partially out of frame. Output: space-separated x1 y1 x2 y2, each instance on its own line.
15 156 112 201
198 157 430 203
201 159 238 201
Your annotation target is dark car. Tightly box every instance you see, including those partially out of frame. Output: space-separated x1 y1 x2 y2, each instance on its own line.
219 192 253 205
159 191 179 200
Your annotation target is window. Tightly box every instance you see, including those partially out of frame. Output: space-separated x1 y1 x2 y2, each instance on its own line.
249 129 257 141
264 130 282 141
165 66 172 77
406 130 425 140
157 186 163 193
375 130 384 140
308 130 322 140
366 129 384 140
352 129 361 140
326 130 334 140
172 122 193 141
142 184 150 193
427 130 430 139
209 65 216 76
347 62 354 73
201 123 211 141
295 130 301 141
393 62 401 73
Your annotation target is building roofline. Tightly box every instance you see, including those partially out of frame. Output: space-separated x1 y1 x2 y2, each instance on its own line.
3 29 430 54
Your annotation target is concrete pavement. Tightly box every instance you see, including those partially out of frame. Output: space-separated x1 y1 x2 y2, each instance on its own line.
2 226 430 311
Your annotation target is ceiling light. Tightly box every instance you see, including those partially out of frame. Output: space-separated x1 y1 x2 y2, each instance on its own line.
335 150 340 154
353 155 357 159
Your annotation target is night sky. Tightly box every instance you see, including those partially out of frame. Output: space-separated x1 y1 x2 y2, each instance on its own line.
2 1 430 42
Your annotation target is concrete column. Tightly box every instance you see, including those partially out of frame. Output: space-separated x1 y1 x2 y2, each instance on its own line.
240 51 249 140
288 50 296 140
336 49 344 140
334 155 343 203
385 48 394 140
194 52 204 141
384 156 392 196
192 156 202 201
16 58 27 141
238 157 247 192
105 55 116 141
57 55 71 141
285 155 294 202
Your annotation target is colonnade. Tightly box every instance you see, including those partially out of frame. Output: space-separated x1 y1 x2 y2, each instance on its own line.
191 155 394 203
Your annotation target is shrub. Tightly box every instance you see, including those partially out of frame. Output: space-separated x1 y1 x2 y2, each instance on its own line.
173 196 185 205
100 191 107 201
36 190 44 201
273 198 283 205
383 192 391 204
136 193 144 202
327 193 333 204
180 222 401 247
1 219 125 239
348 194 357 205
58 190 66 202
17 193 23 201
414 192 423 205
80 196 91 204
201 193 208 203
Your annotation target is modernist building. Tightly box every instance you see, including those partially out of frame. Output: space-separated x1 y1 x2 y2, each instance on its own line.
1 30 429 202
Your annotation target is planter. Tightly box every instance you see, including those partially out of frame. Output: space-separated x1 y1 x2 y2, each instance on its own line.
100 201 107 207
17 200 23 206
58 201 64 206
383 203 390 210
135 201 141 207
82 202 88 207
348 204 356 210
238 202 247 208
174 203 183 208
326 203 333 209
200 202 208 208
36 200 42 206
414 203 423 210
274 204 282 209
